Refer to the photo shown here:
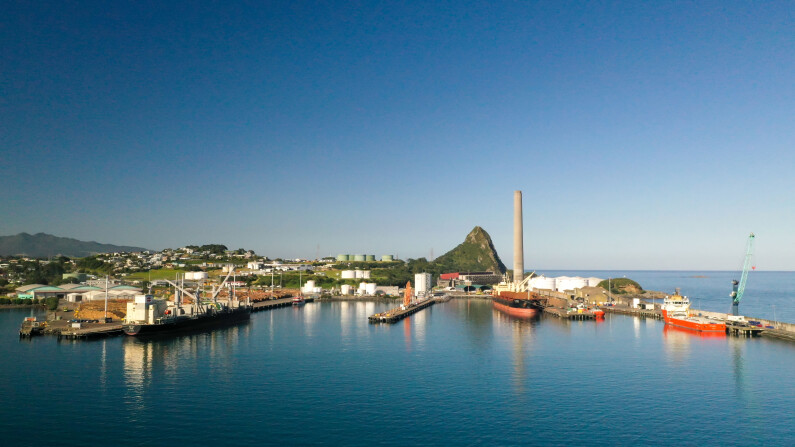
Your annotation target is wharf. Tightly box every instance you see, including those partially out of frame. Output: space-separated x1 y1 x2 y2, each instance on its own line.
725 321 764 337
542 307 596 320
58 323 124 340
251 297 314 312
19 320 45 338
368 297 442 324
603 305 663 320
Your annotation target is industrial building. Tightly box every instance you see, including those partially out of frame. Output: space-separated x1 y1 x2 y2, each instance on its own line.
336 254 395 262
414 273 432 297
15 284 142 302
437 271 502 288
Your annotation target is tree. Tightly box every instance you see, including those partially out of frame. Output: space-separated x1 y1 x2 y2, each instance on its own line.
45 296 59 311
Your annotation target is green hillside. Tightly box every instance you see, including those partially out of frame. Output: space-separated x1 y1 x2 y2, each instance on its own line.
0 233 147 258
434 226 507 274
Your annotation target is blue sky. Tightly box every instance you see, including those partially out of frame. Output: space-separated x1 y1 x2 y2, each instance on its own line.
2 1 793 270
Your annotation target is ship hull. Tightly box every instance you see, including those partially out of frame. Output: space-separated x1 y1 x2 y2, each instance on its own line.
663 316 726 332
492 293 542 318
123 307 252 336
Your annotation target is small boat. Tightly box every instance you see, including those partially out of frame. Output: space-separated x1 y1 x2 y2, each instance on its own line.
292 296 306 306
592 307 606 318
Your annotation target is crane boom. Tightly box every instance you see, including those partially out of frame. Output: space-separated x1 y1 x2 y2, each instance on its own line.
730 233 755 316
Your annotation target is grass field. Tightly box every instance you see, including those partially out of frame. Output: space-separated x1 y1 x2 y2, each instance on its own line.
124 269 187 281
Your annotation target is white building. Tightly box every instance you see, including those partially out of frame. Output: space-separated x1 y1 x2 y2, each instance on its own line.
414 273 432 297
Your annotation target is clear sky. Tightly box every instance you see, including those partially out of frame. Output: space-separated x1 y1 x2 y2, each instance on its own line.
2 1 793 270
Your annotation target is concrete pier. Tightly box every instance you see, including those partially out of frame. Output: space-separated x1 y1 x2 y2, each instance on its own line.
368 297 445 324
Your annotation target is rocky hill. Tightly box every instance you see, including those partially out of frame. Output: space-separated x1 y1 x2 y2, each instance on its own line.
0 233 147 258
434 226 507 274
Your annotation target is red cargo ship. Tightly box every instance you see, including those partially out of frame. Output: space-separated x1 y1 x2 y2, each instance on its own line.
662 290 725 333
491 290 543 318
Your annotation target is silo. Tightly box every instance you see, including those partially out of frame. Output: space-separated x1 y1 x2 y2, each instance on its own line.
364 283 377 295
353 254 366 262
341 284 352 295
381 255 394 262
341 270 355 279
365 255 375 262
336 254 349 261
360 270 371 279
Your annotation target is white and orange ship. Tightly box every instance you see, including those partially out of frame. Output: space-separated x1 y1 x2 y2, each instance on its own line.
661 289 725 333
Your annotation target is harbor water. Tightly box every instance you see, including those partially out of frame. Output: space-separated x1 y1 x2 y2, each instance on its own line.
2 271 795 446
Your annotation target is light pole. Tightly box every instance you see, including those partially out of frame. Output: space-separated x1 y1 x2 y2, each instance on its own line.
608 277 612 304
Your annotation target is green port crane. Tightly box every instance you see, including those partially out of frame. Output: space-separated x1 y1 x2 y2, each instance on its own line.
730 233 755 316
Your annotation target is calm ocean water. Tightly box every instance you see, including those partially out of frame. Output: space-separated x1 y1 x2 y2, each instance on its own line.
2 271 795 446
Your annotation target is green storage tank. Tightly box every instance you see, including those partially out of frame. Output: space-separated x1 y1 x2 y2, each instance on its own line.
353 254 366 262
336 254 350 261
365 255 375 262
381 255 394 262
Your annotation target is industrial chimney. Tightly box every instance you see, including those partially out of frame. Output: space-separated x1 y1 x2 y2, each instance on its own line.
513 190 524 285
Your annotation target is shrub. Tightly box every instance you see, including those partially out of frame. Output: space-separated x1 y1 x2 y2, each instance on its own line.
45 296 59 311
0 298 10 305
13 298 25 305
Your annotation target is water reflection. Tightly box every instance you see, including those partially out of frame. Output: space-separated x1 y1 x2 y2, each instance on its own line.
302 302 319 338
99 340 107 390
123 339 153 412
403 318 411 352
491 307 539 395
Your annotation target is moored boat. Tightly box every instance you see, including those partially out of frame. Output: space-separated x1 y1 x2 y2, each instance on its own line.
123 268 252 337
491 273 544 318
662 289 725 333
492 292 542 318
292 296 306 306
123 300 251 336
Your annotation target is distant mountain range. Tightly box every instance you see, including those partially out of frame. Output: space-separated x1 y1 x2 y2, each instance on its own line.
0 233 147 258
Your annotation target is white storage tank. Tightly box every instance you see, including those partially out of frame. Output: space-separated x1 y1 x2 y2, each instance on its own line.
304 280 316 293
570 277 587 290
360 270 371 279
354 269 364 279
364 283 377 295
341 284 352 295
529 276 556 291
341 270 356 279
554 276 574 292
190 271 208 280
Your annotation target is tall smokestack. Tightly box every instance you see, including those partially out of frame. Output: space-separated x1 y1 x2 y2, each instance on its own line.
513 190 524 285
